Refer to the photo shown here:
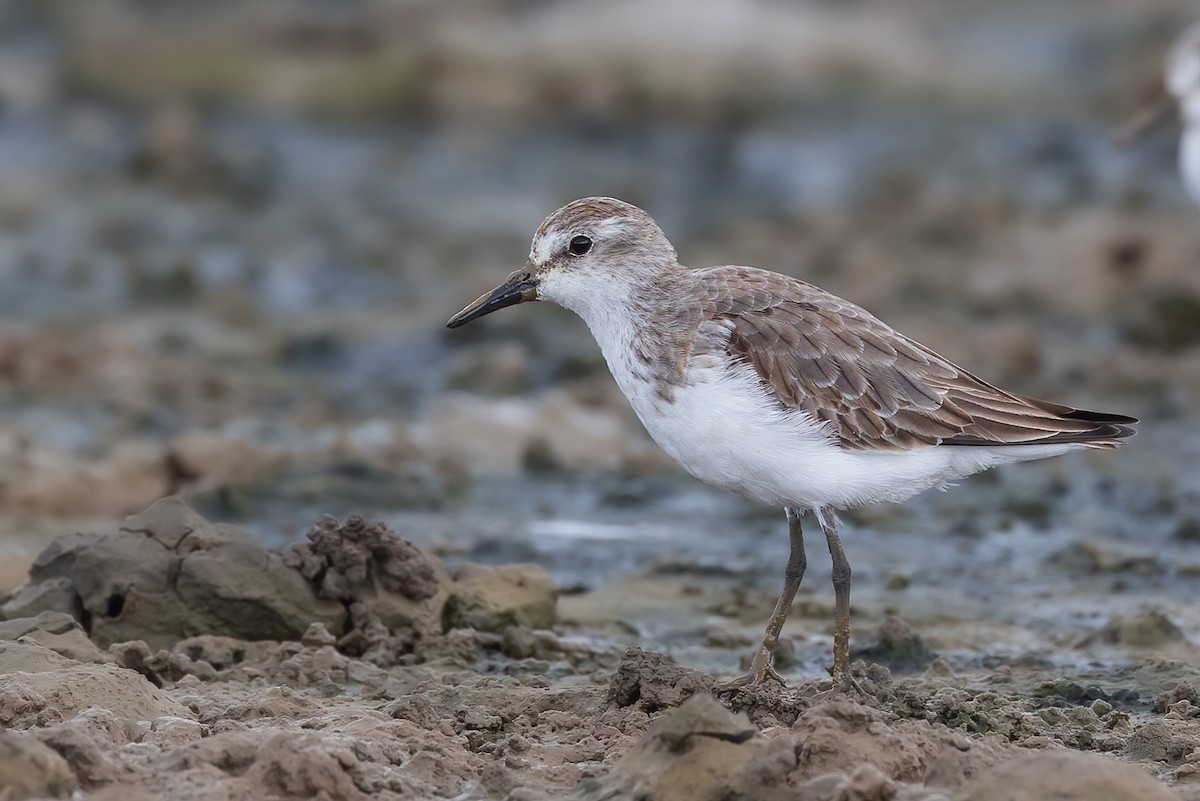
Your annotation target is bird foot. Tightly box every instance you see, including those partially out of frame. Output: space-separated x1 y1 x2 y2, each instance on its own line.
815 663 872 700
714 650 787 694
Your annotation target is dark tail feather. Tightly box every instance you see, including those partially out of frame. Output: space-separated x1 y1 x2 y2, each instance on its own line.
1055 407 1138 446
946 403 1138 448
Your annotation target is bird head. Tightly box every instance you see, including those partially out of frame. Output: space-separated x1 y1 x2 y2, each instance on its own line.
446 197 676 328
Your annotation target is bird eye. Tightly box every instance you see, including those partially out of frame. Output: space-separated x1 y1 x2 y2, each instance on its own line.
568 235 592 256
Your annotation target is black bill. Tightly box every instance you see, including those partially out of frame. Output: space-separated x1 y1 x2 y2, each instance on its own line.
446 270 538 328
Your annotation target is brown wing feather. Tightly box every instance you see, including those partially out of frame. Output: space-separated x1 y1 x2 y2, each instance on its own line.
698 267 1137 452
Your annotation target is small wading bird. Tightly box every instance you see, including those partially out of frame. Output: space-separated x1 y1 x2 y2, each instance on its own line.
1116 22 1200 206
447 197 1137 691
1169 24 1200 205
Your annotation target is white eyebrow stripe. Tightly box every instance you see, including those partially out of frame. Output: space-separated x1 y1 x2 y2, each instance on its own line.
531 215 631 265
531 232 565 265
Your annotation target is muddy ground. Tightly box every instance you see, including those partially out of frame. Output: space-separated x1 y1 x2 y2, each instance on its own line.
4 498 1200 800
4 0 1200 799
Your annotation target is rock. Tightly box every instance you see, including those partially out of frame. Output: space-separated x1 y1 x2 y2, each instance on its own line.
145 715 205 747
959 750 1178 801
415 394 542 474
580 693 796 801
88 787 157 801
791 701 925 783
0 611 86 641
445 341 533 395
502 627 567 660
605 647 714 712
795 765 897 801
1119 286 1200 352
167 651 218 682
12 497 347 648
1171 518 1200 543
413 390 633 474
1125 718 1200 764
0 577 83 621
534 389 630 471
1095 607 1185 648
118 497 215 550
169 635 275 671
443 563 557 634
0 612 114 665
1032 680 1138 707
1050 541 1163 576
20 523 176 648
244 731 371 801
174 534 344 646
853 614 937 673
838 764 896 800
108 640 171 687
34 722 128 786
797 773 847 801
301 622 338 648
0 639 80 674
0 663 190 726
1153 683 1200 714
164 431 282 490
0 729 77 799
70 706 145 746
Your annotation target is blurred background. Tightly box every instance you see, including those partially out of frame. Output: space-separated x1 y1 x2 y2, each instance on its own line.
1 0 1200 668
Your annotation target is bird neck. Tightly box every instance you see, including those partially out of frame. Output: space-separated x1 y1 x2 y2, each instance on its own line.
567 264 694 391
567 261 679 330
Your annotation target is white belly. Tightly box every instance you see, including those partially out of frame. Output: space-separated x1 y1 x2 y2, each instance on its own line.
614 356 1071 510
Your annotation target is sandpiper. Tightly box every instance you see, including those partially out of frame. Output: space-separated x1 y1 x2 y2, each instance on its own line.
1167 24 1200 205
1117 23 1200 206
446 197 1137 691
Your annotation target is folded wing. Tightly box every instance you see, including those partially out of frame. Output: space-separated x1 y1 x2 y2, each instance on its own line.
698 268 1137 452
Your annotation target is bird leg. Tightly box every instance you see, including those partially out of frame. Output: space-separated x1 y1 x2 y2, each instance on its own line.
716 507 806 692
816 505 859 692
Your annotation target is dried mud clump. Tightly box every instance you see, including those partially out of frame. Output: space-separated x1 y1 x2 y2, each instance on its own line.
285 515 442 606
282 515 451 642
606 647 715 713
282 514 453 662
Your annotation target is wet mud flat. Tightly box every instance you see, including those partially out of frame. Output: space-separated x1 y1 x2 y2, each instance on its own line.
2 498 1200 800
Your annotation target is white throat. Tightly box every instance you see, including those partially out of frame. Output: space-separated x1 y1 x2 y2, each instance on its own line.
539 267 646 370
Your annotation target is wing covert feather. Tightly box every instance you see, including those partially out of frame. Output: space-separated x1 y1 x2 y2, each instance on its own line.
694 267 1135 451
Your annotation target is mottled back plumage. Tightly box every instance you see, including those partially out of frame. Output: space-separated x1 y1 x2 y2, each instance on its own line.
685 267 1135 451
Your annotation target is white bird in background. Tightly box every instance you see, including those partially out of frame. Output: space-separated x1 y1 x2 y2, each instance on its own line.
1115 22 1200 207
1166 23 1200 205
